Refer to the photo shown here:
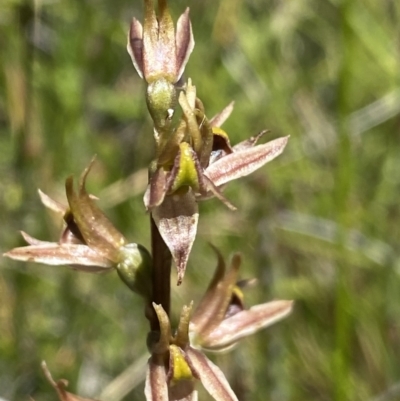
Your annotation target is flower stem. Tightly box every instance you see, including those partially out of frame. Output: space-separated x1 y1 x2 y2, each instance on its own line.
149 215 172 331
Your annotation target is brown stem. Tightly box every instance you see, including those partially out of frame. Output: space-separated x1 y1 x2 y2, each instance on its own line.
148 215 172 331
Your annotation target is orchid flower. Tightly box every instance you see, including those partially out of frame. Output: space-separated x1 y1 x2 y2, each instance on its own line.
146 302 239 401
190 246 293 352
127 0 194 131
146 246 292 400
144 80 289 285
4 161 152 299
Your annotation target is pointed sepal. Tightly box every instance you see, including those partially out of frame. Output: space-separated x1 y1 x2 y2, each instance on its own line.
205 136 289 187
152 191 198 285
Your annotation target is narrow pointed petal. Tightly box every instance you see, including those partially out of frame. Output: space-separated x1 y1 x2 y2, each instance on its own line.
20 231 51 246
42 361 99 401
142 14 157 80
198 122 214 169
38 189 67 214
185 348 238 401
203 300 293 350
190 253 241 335
143 0 176 82
201 175 236 211
152 303 172 354
175 302 193 347
127 18 144 78
4 243 113 272
184 79 197 109
144 167 168 210
157 0 176 67
66 160 126 262
145 355 169 401
152 191 198 285
205 136 289 187
209 102 235 128
175 8 194 81
142 0 158 70
179 91 202 154
157 119 187 166
190 245 225 329
232 130 268 152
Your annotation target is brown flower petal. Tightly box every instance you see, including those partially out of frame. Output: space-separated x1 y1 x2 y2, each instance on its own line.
179 90 202 154
42 361 99 401
185 348 238 401
209 102 235 128
201 300 293 350
3 241 113 273
231 130 268 152
20 230 50 246
175 302 193 347
151 303 173 354
144 166 168 210
152 191 198 285
145 354 169 401
190 251 240 335
65 160 126 262
205 136 289 187
127 18 144 78
38 189 67 214
128 1 193 85
142 0 176 82
175 8 195 82
200 175 236 211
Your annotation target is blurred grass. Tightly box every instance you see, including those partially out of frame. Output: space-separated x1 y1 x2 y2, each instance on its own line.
1 0 400 400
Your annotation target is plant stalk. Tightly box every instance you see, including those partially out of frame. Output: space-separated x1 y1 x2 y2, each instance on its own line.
148 215 172 331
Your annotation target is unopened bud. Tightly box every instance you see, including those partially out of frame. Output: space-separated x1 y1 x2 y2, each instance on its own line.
146 78 177 130
116 243 152 299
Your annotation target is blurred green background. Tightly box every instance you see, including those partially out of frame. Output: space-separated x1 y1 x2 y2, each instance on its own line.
1 0 400 400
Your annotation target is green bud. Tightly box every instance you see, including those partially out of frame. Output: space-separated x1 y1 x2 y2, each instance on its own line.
146 78 177 131
116 243 152 299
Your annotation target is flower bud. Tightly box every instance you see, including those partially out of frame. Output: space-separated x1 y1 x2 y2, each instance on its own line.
146 78 177 130
116 243 152 300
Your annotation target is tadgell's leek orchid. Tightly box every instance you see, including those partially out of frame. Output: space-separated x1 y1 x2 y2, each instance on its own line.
4 0 294 399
